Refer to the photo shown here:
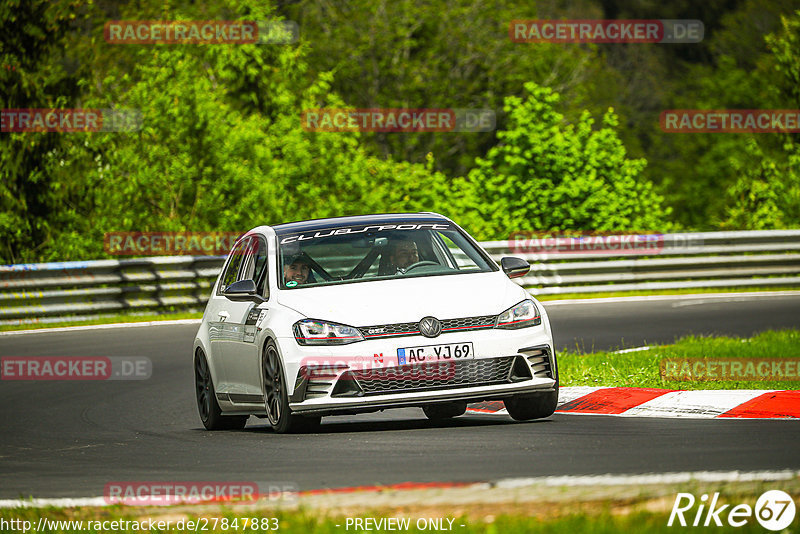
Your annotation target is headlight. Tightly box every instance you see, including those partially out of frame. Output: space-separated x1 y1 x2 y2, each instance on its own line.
293 319 364 345
495 299 541 329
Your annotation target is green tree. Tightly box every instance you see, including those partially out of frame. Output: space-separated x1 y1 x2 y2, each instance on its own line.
644 0 798 229
720 139 797 229
281 0 611 179
448 82 669 240
0 0 90 262
63 2 449 259
719 10 800 229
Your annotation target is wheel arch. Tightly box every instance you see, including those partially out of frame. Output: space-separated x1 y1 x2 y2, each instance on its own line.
259 335 292 395
193 342 221 389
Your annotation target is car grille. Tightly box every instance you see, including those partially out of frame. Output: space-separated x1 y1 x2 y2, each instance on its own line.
358 315 496 339
336 356 517 396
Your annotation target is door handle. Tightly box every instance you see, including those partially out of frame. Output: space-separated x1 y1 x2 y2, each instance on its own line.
218 311 230 321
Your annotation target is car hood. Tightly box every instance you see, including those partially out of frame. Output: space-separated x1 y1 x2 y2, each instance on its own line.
276 272 525 325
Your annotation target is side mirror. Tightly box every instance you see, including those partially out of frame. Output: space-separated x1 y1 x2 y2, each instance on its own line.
222 279 265 303
500 257 530 279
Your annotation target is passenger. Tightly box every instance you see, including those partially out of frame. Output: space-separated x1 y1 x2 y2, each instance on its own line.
283 254 311 286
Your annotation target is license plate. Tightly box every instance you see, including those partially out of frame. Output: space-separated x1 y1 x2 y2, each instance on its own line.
397 342 474 365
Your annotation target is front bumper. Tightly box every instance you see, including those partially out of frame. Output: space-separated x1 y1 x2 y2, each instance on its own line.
279 327 557 415
290 378 555 415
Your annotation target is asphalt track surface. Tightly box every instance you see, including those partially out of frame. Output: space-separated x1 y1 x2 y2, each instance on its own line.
1 294 799 498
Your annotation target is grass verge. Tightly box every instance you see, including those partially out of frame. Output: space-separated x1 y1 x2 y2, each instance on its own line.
2 478 797 533
559 329 800 390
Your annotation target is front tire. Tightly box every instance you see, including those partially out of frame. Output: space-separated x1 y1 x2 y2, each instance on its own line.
262 340 321 434
504 382 559 421
195 350 248 430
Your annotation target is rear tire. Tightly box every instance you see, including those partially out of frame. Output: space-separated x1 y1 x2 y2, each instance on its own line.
422 401 467 420
195 350 248 430
504 383 559 421
262 340 321 434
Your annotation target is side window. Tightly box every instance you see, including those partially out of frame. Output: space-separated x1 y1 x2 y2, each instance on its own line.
218 237 251 294
436 232 480 270
252 237 269 298
430 233 457 269
239 239 259 281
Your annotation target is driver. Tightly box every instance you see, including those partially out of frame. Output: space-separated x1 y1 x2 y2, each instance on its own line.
388 239 420 274
283 254 311 286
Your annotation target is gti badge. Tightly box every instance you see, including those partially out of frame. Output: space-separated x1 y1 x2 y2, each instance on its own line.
419 316 442 338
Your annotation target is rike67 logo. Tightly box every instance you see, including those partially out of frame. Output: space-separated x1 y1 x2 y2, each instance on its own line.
668 490 796 530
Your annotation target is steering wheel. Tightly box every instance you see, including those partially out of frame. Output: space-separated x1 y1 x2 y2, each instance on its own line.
402 260 439 272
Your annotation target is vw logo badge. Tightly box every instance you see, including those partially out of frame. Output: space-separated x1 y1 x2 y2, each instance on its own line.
419 316 442 338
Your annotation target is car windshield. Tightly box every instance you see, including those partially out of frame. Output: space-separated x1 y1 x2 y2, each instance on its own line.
276 221 495 288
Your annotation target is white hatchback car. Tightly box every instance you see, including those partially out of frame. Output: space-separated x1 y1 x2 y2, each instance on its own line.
194 213 558 433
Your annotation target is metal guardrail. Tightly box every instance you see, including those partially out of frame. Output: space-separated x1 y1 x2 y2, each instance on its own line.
484 230 800 295
2 230 799 326
0 256 225 326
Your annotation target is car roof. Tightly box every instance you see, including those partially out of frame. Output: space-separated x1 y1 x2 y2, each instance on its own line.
270 212 451 235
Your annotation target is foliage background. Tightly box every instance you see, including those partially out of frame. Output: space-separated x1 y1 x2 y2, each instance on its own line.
1 0 799 262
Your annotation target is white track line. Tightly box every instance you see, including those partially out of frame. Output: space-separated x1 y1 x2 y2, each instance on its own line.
494 470 800 489
557 386 605 404
467 408 509 416
0 319 202 336
0 497 108 508
542 291 800 306
613 346 651 354
622 390 773 418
